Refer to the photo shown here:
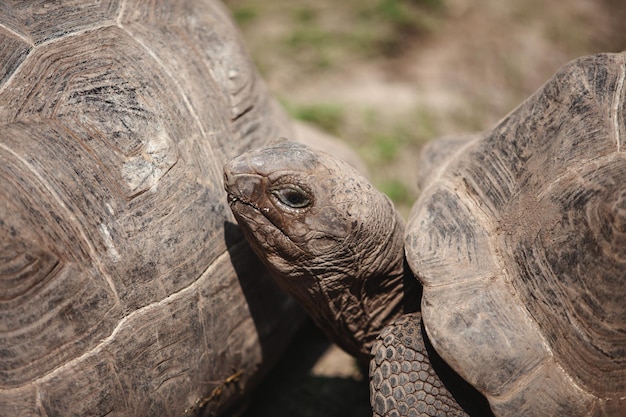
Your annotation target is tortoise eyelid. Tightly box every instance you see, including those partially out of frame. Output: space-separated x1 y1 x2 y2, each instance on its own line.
270 185 312 209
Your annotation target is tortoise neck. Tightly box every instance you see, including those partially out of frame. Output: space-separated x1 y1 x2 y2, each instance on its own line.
309 209 420 362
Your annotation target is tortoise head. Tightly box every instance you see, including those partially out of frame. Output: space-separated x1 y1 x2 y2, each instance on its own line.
224 140 411 359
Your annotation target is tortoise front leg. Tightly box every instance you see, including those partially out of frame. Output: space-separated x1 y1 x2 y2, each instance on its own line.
369 312 494 417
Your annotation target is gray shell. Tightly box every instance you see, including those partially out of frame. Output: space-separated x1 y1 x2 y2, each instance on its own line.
407 53 626 416
0 1 302 416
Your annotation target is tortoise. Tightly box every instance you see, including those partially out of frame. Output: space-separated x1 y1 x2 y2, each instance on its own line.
0 1 364 416
224 52 626 416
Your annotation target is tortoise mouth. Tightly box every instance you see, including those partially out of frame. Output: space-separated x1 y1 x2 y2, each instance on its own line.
226 191 260 213
226 192 265 225
226 188 301 248
223 165 267 217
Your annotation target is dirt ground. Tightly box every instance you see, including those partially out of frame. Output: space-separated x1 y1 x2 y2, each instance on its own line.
219 0 626 416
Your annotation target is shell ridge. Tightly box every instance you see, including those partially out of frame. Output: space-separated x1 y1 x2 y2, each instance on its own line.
33 21 116 49
21 247 235 388
0 24 121 105
489 358 599 416
115 24 224 182
115 0 128 26
0 21 34 46
419 274 494 289
535 153 621 200
612 56 625 152
0 25 33 95
487 355 551 402
0 22 36 93
0 139 121 306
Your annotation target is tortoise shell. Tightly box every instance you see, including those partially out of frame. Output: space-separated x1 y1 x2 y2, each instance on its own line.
0 1 301 416
407 53 626 416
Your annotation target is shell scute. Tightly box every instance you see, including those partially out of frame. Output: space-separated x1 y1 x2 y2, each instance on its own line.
0 1 121 45
421 280 549 398
489 361 595 417
406 184 498 287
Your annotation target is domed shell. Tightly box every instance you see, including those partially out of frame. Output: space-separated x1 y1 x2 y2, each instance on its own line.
406 53 626 416
0 1 301 416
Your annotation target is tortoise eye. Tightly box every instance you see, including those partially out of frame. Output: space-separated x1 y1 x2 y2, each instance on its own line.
271 186 311 209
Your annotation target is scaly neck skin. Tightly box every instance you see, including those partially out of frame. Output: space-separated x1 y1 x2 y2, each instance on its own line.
270 208 419 363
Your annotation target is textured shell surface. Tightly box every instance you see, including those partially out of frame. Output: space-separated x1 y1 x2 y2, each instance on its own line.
407 52 626 417
0 1 299 416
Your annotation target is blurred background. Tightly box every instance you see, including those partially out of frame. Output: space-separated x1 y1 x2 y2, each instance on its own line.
220 0 626 415
224 0 625 216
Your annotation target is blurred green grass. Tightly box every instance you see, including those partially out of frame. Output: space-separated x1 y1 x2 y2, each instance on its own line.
281 101 345 135
227 0 445 62
222 0 451 212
